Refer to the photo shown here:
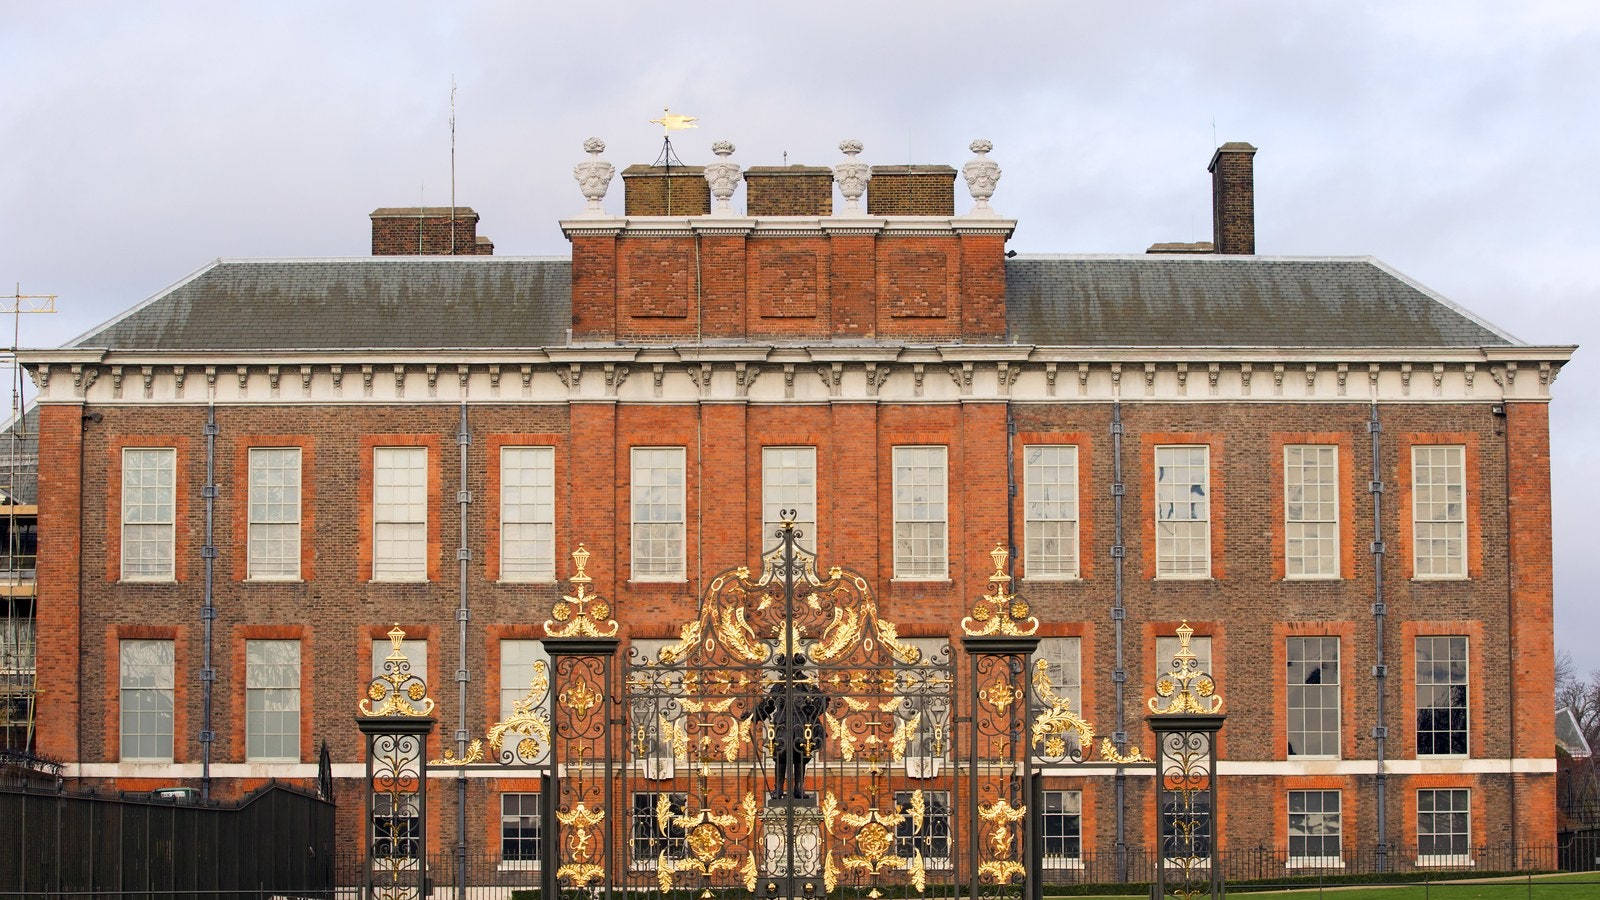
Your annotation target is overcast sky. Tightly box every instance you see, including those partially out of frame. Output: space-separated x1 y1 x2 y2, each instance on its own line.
4 3 1598 672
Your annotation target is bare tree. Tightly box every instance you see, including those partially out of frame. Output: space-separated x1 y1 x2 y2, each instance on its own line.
1557 651 1600 752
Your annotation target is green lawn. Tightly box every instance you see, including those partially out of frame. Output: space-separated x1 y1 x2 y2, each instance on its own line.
1048 872 1600 899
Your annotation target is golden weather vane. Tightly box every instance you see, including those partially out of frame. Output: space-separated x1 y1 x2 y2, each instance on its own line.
650 107 698 135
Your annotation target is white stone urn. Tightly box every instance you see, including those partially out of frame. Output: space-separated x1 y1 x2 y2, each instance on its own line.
703 140 743 214
573 137 615 216
962 139 1002 216
833 140 871 213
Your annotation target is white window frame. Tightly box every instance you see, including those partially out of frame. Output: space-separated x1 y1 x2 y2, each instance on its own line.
119 638 175 761
1416 788 1474 867
1415 635 1470 758
1154 445 1211 579
121 447 176 582
1023 444 1080 580
1411 445 1467 580
630 447 686 582
1286 636 1341 759
762 446 817 550
499 447 556 583
372 447 428 582
245 639 301 762
1287 789 1343 868
499 792 542 869
247 447 302 581
1041 790 1084 867
1284 444 1339 580
892 446 948 581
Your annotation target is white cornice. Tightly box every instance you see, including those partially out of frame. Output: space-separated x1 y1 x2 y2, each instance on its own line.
560 214 1016 240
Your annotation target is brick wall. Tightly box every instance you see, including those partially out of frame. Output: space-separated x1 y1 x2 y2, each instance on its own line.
1208 143 1256 255
867 166 956 216
744 166 832 216
40 395 1555 856
569 231 1009 342
621 166 710 216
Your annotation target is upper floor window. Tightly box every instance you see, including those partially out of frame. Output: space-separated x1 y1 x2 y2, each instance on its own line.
1416 635 1468 756
631 448 685 581
500 447 556 582
1412 445 1466 579
1155 445 1209 578
1157 633 1212 676
119 638 174 761
1284 445 1338 579
762 446 817 550
499 639 551 764
122 448 176 581
892 446 948 580
373 637 427 682
1024 445 1079 579
1287 636 1340 758
248 447 301 581
245 639 300 761
373 447 427 582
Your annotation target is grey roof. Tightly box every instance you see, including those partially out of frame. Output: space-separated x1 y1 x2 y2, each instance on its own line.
1006 255 1514 346
74 258 572 351
69 253 1518 352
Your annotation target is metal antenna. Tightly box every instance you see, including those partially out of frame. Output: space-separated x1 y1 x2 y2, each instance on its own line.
450 76 457 254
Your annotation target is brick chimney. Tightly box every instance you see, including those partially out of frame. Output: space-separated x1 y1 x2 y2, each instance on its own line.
370 207 493 255
744 165 833 216
867 165 957 216
1208 142 1257 254
621 165 711 216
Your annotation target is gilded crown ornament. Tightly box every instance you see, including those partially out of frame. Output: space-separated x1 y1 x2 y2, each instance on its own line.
1147 621 1224 715
961 544 1038 637
544 544 619 638
358 624 435 717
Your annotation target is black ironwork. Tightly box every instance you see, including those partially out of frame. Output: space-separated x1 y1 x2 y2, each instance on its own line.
358 628 438 900
1149 715 1224 899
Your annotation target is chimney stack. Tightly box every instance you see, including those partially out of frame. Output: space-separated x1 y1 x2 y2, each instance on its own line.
1208 142 1256 254
370 207 492 255
867 165 957 216
621 165 711 216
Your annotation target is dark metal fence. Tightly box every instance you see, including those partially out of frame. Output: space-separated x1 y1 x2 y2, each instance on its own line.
0 780 334 898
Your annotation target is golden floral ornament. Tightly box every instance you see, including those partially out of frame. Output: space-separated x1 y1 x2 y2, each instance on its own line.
555 802 607 887
1031 659 1152 763
1147 621 1224 715
961 544 1038 637
358 624 435 717
543 544 619 639
977 798 1027 884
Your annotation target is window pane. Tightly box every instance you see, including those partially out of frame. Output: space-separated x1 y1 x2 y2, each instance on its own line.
1412 446 1467 578
1415 636 1469 756
762 447 817 550
894 790 951 865
893 447 948 579
501 792 542 862
1025 445 1080 578
248 448 301 580
1156 635 1212 675
499 640 551 764
1155 446 1210 578
1288 790 1342 860
246 640 300 760
631 792 686 867
1287 637 1340 757
373 447 427 581
122 449 176 580
373 639 426 681
1042 790 1083 862
631 448 685 580
1284 445 1339 578
120 639 174 760
1417 789 1471 858
501 447 556 581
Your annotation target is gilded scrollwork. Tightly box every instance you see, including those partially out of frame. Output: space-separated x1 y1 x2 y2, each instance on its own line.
554 802 606 887
1148 621 1224 715
543 544 619 639
961 544 1039 637
359 625 435 717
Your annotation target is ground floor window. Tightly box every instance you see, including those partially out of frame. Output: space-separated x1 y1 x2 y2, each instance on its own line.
1041 790 1083 863
1417 788 1471 863
371 792 420 862
631 791 686 869
1161 790 1212 862
893 790 951 866
501 793 541 863
1287 790 1341 864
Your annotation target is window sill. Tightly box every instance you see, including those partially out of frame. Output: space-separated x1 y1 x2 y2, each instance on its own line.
1416 754 1470 760
890 577 951 584
1287 754 1342 762
369 578 430 584
120 758 175 765
119 578 177 585
1287 858 1345 869
1283 575 1341 583
629 578 688 586
246 757 301 765
1411 575 1469 583
1416 856 1474 868
1045 858 1084 869
1023 575 1082 583
244 578 304 585
1153 574 1212 582
497 578 557 586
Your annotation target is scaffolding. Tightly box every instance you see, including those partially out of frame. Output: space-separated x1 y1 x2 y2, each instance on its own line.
1 287 53 756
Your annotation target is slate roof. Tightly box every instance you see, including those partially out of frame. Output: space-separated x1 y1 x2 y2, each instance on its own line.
69 254 1518 351
0 406 39 505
